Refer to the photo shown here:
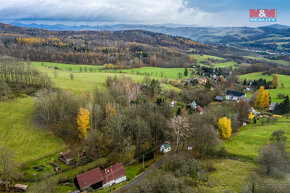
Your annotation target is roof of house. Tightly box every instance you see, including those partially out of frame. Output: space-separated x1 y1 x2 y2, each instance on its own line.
196 106 203 112
226 90 245 97
269 102 277 110
76 168 104 190
101 163 126 184
215 96 224 101
161 143 171 149
60 151 73 161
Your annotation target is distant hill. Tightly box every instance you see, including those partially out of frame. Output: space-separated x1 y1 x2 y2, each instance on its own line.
7 22 290 54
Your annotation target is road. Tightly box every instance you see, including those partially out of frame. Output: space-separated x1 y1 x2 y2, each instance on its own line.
114 153 172 193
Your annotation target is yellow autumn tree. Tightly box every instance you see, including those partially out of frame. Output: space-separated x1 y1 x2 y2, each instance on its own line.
271 74 279 89
77 108 90 139
217 117 232 139
248 112 255 119
255 86 270 110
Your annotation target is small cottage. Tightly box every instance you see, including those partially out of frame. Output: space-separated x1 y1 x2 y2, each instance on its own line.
59 151 74 165
160 143 171 153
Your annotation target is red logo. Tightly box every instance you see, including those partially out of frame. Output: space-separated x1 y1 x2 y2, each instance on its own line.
249 9 277 18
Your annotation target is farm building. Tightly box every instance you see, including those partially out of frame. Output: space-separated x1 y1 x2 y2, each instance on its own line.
74 163 126 191
160 142 171 153
226 90 246 102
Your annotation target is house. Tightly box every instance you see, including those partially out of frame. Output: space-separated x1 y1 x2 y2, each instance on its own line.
215 96 224 102
269 102 277 112
59 151 74 165
160 142 171 153
186 101 197 110
196 106 203 114
74 167 104 191
246 87 251 91
170 101 176 107
74 163 126 191
199 78 207 84
226 90 246 102
101 163 126 187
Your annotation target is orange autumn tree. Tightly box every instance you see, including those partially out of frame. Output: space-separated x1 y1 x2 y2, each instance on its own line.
217 117 232 139
77 108 91 139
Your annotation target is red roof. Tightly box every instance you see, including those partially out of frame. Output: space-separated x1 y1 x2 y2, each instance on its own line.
76 168 104 190
101 163 126 184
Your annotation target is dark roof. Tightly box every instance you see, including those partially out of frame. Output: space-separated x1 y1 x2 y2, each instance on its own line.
101 163 126 184
226 90 245 97
215 96 224 101
76 168 104 190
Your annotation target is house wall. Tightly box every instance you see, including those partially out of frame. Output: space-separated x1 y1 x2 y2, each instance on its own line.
103 176 126 187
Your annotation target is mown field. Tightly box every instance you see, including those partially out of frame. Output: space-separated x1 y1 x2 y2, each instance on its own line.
0 97 65 163
240 73 290 102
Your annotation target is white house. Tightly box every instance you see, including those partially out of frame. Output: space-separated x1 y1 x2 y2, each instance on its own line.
226 90 246 102
160 143 171 153
170 101 176 107
102 163 127 188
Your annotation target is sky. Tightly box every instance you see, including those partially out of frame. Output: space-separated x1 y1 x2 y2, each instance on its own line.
0 0 289 27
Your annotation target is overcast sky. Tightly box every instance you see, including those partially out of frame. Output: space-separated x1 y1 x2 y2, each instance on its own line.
0 0 289 27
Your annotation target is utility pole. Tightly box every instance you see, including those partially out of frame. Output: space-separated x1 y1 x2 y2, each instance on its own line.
142 155 145 169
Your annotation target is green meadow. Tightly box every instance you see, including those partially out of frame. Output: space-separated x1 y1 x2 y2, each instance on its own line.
246 56 290 66
224 120 290 159
240 72 290 102
0 97 65 163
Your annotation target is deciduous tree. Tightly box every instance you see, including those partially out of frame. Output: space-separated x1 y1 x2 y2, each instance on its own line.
217 117 232 139
77 108 91 139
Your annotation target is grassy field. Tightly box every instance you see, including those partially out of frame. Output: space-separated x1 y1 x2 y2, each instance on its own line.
214 61 237 68
191 54 224 63
239 73 290 103
35 65 180 93
32 61 101 72
224 119 290 159
0 97 65 163
246 56 290 66
32 62 185 79
199 159 256 193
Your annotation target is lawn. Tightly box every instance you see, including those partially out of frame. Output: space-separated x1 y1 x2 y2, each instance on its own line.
191 54 224 63
0 97 65 163
224 120 290 159
239 72 290 102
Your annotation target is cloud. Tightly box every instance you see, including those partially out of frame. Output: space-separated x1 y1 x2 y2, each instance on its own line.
0 0 212 25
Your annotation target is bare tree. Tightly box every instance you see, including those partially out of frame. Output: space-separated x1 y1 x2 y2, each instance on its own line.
0 146 19 192
167 116 190 153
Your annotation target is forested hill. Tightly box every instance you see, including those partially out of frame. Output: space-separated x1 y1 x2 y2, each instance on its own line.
0 23 210 68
